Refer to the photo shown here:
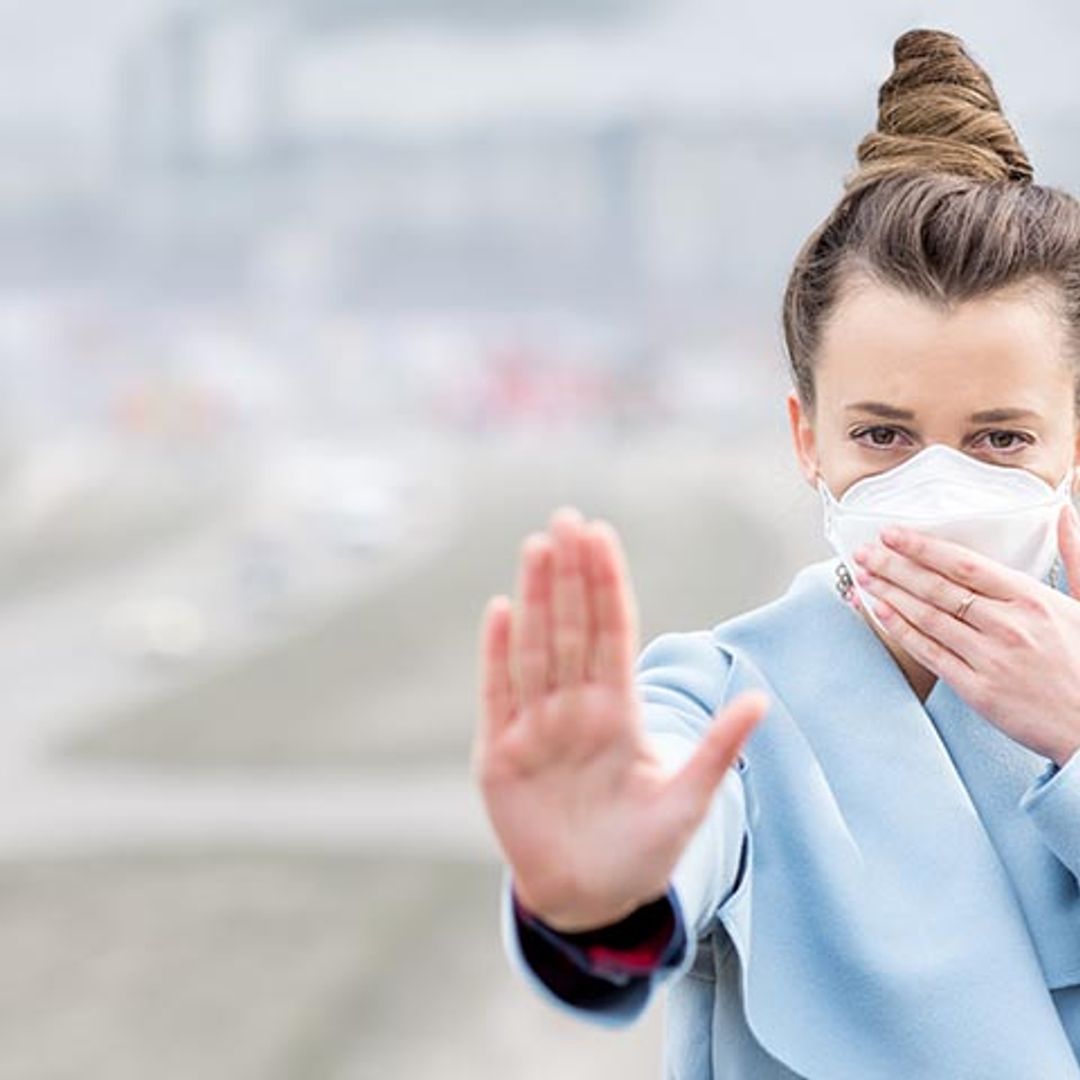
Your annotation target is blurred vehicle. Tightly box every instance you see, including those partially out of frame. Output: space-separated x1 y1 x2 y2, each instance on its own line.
104 595 207 664
312 479 401 553
266 440 408 556
234 531 293 614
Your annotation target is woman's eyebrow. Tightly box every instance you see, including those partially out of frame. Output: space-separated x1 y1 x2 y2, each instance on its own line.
968 407 1041 422
844 401 1040 423
844 401 916 419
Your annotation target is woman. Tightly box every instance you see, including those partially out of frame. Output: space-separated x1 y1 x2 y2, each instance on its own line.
471 27 1080 1079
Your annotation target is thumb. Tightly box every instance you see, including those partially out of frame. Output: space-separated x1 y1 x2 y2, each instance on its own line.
1058 502 1080 596
667 690 769 821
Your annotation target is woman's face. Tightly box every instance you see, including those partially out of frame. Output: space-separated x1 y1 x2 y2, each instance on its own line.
788 277 1080 500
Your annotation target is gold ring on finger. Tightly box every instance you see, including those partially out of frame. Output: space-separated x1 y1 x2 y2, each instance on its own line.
953 590 977 624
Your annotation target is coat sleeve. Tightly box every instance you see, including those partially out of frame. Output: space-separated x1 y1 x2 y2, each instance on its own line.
498 629 750 1027
1018 746 1080 880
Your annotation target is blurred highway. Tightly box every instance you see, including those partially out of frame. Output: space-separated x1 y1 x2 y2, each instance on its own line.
0 425 826 1077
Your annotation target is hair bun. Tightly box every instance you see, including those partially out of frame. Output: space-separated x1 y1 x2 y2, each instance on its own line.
849 28 1033 188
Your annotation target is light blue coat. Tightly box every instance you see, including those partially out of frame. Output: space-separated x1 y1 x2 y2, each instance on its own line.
500 554 1080 1078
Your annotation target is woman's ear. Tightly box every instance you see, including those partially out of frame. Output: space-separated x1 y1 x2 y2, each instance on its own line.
786 390 820 488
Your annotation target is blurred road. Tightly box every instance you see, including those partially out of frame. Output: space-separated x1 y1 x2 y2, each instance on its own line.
0 427 828 1077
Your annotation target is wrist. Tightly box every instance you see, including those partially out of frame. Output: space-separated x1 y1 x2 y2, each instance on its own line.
512 882 653 934
1048 738 1080 770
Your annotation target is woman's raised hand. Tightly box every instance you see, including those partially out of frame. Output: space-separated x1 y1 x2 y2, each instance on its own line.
472 506 769 932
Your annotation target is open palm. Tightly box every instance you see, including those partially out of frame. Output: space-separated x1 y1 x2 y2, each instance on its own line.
472 505 768 932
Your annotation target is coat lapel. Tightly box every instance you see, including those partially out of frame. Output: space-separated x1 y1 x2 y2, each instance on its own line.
920 553 1080 990
705 557 1080 1079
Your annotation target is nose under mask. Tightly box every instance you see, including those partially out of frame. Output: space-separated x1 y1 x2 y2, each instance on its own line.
817 443 1076 635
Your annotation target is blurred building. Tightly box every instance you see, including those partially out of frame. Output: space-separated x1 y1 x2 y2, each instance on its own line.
92 1 863 320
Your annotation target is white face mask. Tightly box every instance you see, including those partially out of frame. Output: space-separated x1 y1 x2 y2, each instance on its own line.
817 443 1076 634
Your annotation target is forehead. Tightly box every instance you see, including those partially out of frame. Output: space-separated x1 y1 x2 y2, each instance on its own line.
814 277 1071 409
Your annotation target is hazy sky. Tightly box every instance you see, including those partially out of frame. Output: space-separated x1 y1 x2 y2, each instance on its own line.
0 0 1075 146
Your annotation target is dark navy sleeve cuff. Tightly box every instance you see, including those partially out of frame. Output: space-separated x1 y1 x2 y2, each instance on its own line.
511 885 687 988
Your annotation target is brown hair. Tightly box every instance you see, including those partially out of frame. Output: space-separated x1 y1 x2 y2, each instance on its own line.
781 27 1080 415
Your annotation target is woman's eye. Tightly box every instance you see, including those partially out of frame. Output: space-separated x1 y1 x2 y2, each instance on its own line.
977 430 1032 452
852 425 905 447
851 427 1033 453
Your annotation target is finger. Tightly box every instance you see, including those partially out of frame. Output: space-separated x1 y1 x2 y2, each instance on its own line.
578 527 598 683
877 527 1018 601
511 533 554 709
668 691 769 819
550 506 589 687
478 594 516 749
584 519 639 687
857 542 998 634
863 592 977 694
1058 503 1080 596
856 567 983 662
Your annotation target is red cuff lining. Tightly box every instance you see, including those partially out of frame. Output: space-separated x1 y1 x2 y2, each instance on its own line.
513 886 675 974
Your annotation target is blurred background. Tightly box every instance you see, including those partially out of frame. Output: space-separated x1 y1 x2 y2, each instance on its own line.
0 0 1077 1076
